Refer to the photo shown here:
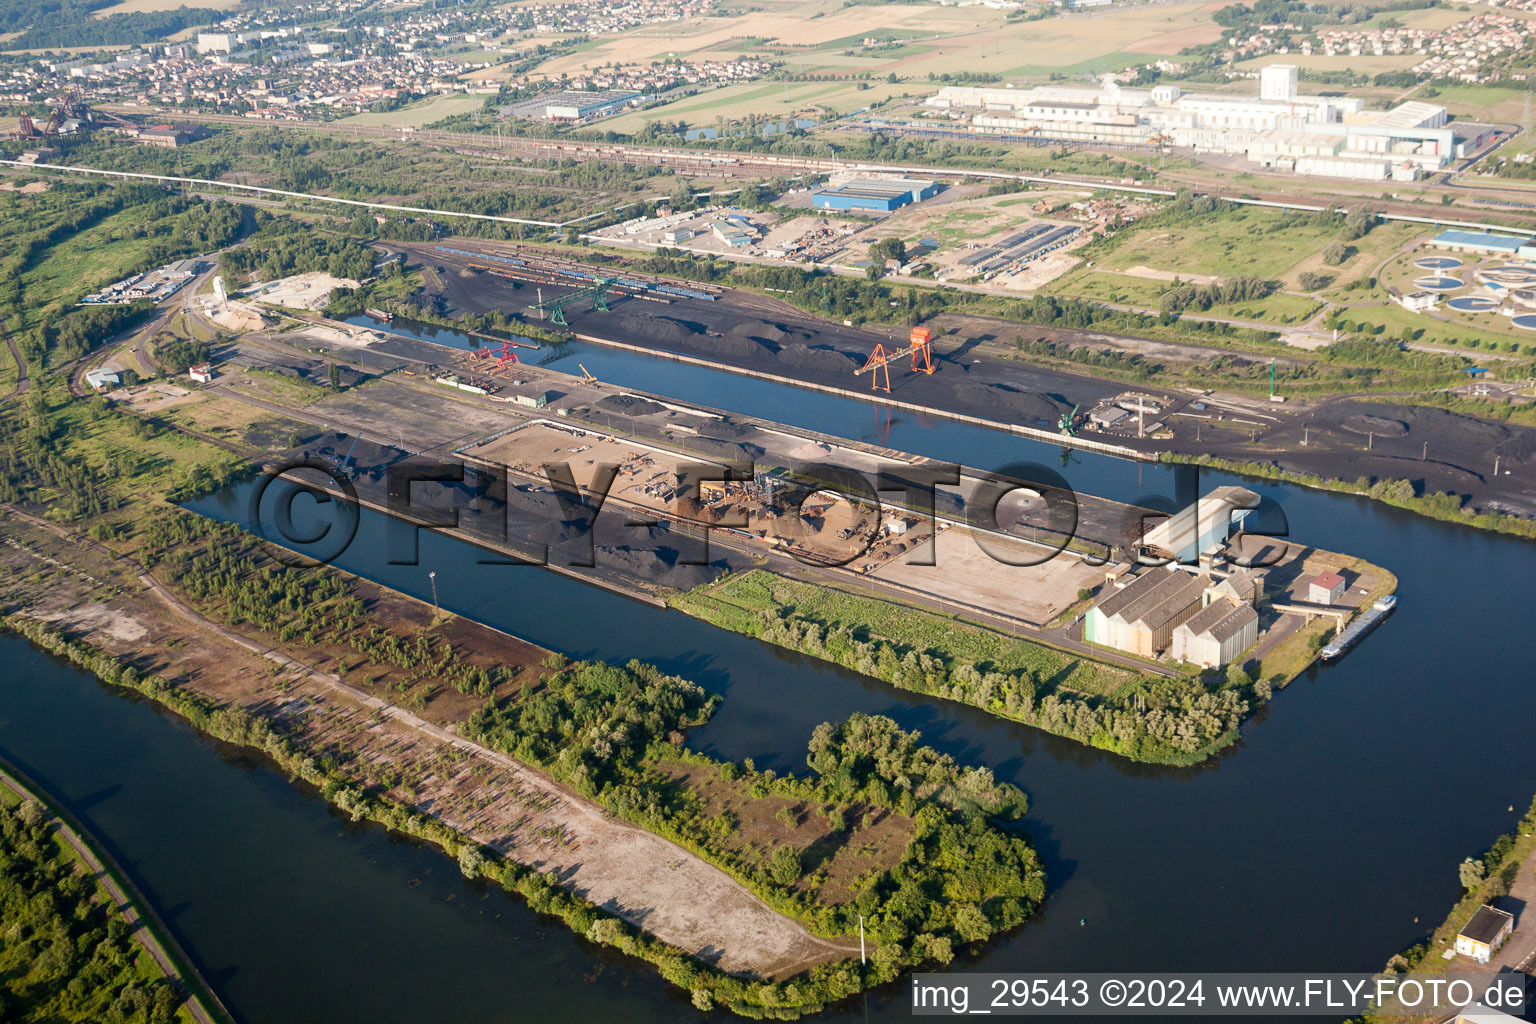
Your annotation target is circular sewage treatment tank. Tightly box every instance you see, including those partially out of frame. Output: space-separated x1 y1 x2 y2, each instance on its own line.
1448 296 1499 313
1484 265 1536 285
1413 276 1462 291
1514 314 1536 330
1415 256 1463 270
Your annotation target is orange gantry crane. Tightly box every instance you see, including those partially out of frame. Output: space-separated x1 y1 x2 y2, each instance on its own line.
855 327 934 394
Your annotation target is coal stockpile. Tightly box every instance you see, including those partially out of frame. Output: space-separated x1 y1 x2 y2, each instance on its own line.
595 393 666 417
776 343 858 373
595 532 727 588
610 313 704 347
679 436 766 461
1343 415 1409 438
972 382 1071 426
695 417 752 439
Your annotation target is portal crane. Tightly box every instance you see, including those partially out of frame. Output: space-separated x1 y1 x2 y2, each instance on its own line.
854 327 935 394
1057 403 1080 436
473 339 521 368
529 278 617 326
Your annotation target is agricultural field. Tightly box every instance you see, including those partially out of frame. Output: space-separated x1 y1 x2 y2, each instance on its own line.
92 0 241 14
1233 52 1420 75
534 0 1226 83
340 93 489 128
1414 82 1531 121
598 79 931 134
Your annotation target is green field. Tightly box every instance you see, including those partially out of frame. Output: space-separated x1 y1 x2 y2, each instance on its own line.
1083 204 1344 281
341 93 488 128
1045 270 1325 325
599 79 932 133
675 569 1132 695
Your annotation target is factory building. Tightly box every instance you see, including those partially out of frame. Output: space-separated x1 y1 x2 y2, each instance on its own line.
1170 598 1259 670
1429 229 1536 258
1083 567 1207 658
926 66 1456 180
505 90 640 122
811 177 938 212
1139 486 1261 565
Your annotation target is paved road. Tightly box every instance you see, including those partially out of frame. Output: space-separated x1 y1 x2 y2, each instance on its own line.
0 760 223 1024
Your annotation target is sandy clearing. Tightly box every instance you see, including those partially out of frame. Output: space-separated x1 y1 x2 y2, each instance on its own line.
1119 264 1221 286
258 272 358 311
35 602 151 643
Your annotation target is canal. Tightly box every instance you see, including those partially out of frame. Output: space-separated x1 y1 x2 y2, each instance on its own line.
6 319 1536 1023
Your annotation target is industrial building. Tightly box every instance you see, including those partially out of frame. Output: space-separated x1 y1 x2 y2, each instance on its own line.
1170 598 1258 670
1139 486 1261 564
925 65 1459 180
505 90 641 122
1308 571 1347 605
1428 229 1536 258
811 177 938 212
84 366 122 391
1082 567 1207 658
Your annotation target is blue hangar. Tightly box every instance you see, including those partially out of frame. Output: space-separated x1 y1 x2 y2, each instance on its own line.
811 177 938 212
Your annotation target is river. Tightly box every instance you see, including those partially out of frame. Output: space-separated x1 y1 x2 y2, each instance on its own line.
6 318 1536 1023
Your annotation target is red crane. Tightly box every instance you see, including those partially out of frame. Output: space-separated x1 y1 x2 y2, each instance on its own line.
855 327 934 394
473 340 521 368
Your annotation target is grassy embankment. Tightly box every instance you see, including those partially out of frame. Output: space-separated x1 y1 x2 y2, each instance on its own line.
672 569 1265 766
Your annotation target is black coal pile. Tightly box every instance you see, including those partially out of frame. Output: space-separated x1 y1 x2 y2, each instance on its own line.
777 343 857 373
595 394 666 417
611 314 703 347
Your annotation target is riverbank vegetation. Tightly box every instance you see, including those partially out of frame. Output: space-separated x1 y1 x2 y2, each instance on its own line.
1362 794 1536 1023
119 511 1045 1014
0 779 193 1024
1160 451 1536 540
672 570 1252 765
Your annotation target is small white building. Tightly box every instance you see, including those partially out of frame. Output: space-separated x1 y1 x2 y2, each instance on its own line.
188 362 213 384
1395 291 1439 313
1455 905 1514 964
1308 571 1346 605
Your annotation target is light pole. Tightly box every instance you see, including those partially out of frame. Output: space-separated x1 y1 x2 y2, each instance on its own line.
428 571 439 623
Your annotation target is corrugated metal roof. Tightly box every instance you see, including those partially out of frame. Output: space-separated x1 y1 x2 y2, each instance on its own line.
1097 570 1207 631
1178 598 1256 644
1431 229 1525 252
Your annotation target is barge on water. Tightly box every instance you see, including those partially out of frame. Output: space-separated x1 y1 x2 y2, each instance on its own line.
1321 594 1397 661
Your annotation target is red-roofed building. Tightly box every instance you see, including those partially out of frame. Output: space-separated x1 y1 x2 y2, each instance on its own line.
1308 571 1346 605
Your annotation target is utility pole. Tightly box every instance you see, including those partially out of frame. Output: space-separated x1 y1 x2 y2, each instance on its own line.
428 570 440 623
1422 441 1428 460
859 915 866 965
1368 431 1374 450
1495 455 1502 476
